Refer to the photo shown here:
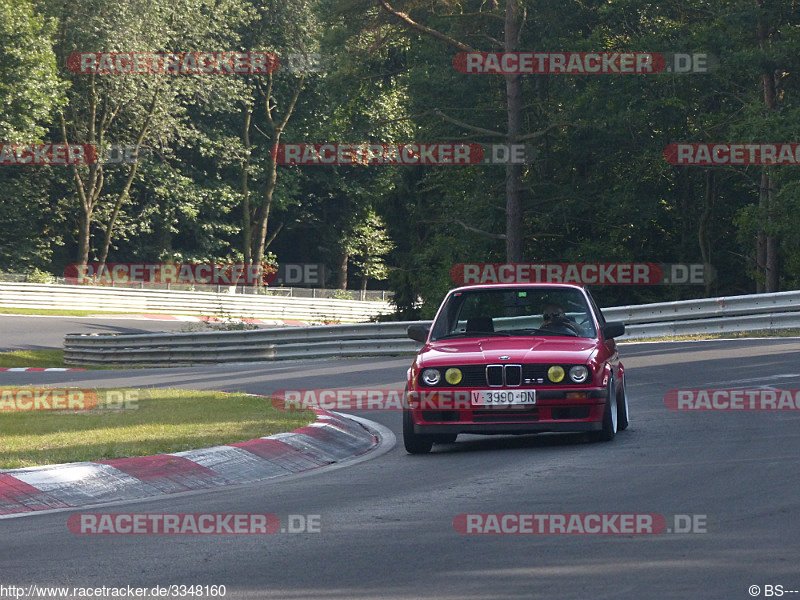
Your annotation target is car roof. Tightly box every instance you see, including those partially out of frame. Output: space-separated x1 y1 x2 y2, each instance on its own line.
448 283 588 293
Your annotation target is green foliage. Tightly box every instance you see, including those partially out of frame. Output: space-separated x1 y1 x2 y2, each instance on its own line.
4 0 800 312
23 267 56 283
0 0 66 142
344 209 394 283
0 168 65 271
331 288 353 300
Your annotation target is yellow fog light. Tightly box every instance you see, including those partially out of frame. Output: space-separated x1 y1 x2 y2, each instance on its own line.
445 368 463 385
547 365 565 383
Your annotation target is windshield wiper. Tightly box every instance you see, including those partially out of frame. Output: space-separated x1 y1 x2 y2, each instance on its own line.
503 328 547 336
435 331 512 340
504 327 582 337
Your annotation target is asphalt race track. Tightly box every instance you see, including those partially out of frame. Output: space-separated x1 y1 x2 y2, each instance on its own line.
0 315 203 351
2 316 800 599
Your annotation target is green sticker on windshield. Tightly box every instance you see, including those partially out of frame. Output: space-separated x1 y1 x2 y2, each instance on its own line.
518 291 527 297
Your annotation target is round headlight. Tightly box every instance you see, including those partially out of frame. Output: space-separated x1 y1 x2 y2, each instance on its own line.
422 369 441 386
569 365 589 384
547 365 565 383
445 368 463 385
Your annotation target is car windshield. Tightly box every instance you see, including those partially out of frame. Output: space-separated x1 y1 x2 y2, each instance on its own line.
429 287 598 340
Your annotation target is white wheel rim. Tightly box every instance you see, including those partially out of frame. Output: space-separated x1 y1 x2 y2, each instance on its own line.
610 382 618 432
623 378 629 422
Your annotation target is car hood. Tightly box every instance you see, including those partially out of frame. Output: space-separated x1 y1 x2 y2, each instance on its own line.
417 336 599 366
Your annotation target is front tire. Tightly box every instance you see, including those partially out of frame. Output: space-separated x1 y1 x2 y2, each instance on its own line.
403 408 434 454
617 372 629 431
592 377 618 442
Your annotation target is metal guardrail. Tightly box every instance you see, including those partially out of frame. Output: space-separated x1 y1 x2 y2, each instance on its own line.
64 322 422 366
604 290 800 338
621 312 800 338
603 290 800 325
0 282 392 323
61 290 800 366
0 273 393 301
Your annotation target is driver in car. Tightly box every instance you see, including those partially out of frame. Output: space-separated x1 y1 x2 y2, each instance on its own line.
541 303 582 335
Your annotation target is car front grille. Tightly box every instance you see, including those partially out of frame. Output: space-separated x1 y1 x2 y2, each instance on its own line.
486 364 522 387
486 364 504 386
459 366 489 387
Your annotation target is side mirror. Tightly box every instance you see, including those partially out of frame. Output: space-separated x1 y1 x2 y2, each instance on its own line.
407 324 430 343
602 322 625 339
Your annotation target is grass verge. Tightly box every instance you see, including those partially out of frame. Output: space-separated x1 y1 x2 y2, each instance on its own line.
0 349 113 370
0 387 315 469
0 350 78 369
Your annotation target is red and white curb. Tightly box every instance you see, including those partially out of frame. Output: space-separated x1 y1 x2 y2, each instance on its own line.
0 410 377 517
0 368 86 372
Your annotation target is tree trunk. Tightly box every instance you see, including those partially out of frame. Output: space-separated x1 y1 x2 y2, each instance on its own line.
336 252 348 289
698 170 714 297
504 0 524 263
242 105 252 267
96 86 159 269
756 221 766 294
762 171 779 292
677 169 693 264
251 75 305 271
62 113 103 270
756 0 779 293
252 153 277 267
77 208 92 266
377 0 527 258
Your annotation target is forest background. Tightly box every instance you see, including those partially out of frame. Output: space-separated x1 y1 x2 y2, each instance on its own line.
1 0 798 318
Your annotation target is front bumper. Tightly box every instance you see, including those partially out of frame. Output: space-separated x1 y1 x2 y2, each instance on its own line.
408 387 608 435
414 422 603 435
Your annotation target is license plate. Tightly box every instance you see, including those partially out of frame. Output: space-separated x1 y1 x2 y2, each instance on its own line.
471 390 536 406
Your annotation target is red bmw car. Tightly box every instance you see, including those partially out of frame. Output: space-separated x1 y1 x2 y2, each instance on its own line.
404 283 628 454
